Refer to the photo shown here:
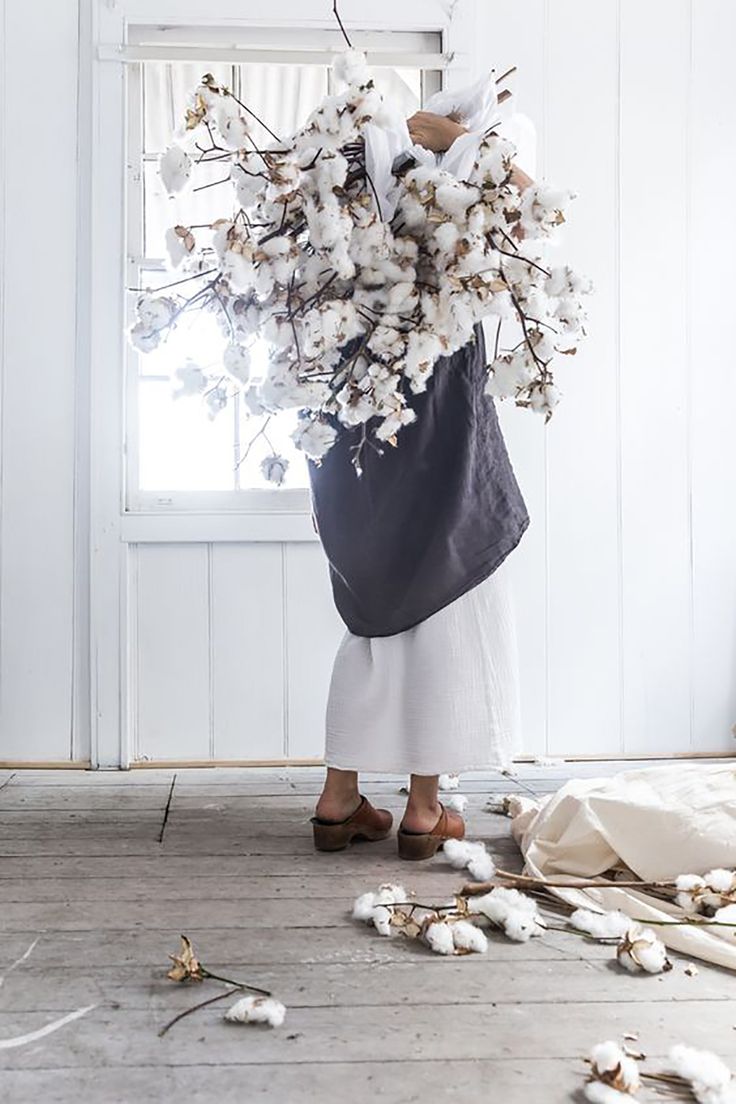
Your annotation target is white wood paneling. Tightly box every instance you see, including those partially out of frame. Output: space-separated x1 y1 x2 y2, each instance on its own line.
690 0 736 750
545 0 622 755
283 544 345 759
0 0 79 761
134 543 210 759
211 543 285 760
619 0 693 754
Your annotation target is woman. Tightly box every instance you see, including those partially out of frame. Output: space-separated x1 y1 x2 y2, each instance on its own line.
308 110 533 860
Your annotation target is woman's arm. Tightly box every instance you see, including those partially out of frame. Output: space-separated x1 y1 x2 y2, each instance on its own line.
406 110 535 192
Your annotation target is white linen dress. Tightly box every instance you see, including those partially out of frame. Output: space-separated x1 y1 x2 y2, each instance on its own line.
323 554 523 775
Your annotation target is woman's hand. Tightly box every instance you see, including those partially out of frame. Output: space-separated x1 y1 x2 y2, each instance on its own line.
407 111 467 153
510 163 534 192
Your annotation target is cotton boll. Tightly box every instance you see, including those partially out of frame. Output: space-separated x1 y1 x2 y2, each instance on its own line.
434 182 480 219
424 921 456 956
443 794 468 815
468 886 543 941
569 908 632 940
205 384 229 420
332 48 371 88
352 891 379 922
466 851 496 883
159 144 192 195
172 360 208 397
668 1044 736 1103
136 294 176 331
529 381 562 415
222 342 251 385
165 225 196 268
451 920 488 954
443 838 484 869
218 113 250 151
439 774 460 791
225 995 286 1028
589 1040 641 1094
371 905 394 937
375 406 416 443
616 924 672 975
260 454 289 486
128 321 161 354
434 221 460 254
675 873 707 913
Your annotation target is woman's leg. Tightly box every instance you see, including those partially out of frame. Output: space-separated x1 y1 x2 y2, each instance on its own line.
315 767 361 821
400 773 442 832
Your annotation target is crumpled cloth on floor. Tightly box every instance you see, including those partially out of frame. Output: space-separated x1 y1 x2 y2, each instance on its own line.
508 762 736 970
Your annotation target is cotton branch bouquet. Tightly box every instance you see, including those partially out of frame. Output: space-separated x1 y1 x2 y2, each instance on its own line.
128 44 592 480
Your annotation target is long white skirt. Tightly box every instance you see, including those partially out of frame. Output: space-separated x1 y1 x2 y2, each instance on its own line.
324 555 523 775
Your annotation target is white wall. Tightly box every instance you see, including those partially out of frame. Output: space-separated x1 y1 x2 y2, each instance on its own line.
0 0 85 762
1 0 734 765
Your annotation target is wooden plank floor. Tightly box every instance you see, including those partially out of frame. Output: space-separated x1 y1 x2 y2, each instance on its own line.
1 760 735 1103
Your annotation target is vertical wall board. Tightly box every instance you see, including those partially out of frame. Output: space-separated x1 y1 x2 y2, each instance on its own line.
134 543 211 760
619 0 693 754
478 0 549 754
0 2 79 760
690 1 736 752
284 543 345 759
544 0 622 755
211 543 285 760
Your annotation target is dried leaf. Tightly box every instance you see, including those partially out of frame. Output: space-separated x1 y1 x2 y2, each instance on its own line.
167 935 204 982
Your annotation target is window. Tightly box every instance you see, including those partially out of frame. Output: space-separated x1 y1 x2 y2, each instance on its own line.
124 27 443 510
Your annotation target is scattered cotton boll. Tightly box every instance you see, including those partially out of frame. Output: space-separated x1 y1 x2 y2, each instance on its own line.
617 924 672 975
467 851 496 883
443 838 488 870
352 891 379 922
371 905 394 937
159 144 192 194
451 919 488 955
332 48 371 88
439 774 459 791
443 793 468 815
701 868 736 910
668 1044 736 1104
172 360 208 397
570 908 632 940
291 417 337 461
165 225 196 268
424 921 456 956
260 454 289 486
225 995 286 1028
675 873 707 914
468 886 543 941
589 1040 641 1095
222 342 251 385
